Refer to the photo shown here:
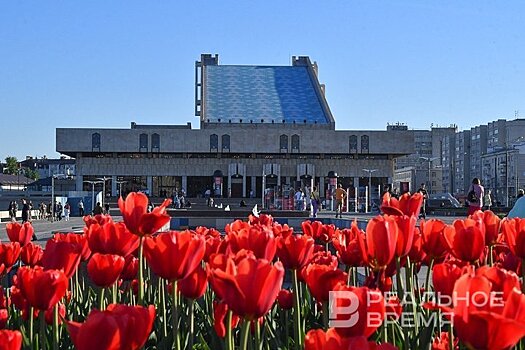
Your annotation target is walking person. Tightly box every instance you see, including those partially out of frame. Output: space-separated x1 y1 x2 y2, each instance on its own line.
335 183 347 218
64 202 71 221
484 190 493 211
417 183 428 219
311 186 320 218
93 202 103 215
78 199 84 217
294 188 304 211
8 201 16 222
21 198 30 223
466 177 485 216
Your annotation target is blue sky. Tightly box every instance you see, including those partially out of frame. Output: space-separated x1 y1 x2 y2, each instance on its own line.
1 1 524 160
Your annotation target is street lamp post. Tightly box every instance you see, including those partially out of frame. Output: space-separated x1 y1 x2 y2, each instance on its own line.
83 180 103 213
116 180 127 198
419 157 439 194
96 177 111 207
362 168 378 213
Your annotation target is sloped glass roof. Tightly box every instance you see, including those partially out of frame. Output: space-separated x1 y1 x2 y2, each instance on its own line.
204 65 329 124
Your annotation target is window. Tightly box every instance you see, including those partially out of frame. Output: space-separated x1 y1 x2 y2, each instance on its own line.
92 133 100 151
349 135 358 153
291 134 300 152
222 134 230 151
139 133 148 152
152 133 160 151
210 134 218 151
280 135 288 152
361 135 369 153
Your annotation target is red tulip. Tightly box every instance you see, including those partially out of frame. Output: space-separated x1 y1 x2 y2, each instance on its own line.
118 192 171 236
502 218 525 259
393 215 416 257
20 243 43 267
408 227 426 263
120 255 139 281
67 304 155 350
432 332 457 350
445 218 485 263
0 329 22 350
208 254 284 320
473 210 501 246
177 265 208 299
0 309 7 329
44 303 66 325
276 289 294 310
213 301 240 338
0 243 21 276
83 214 113 228
362 215 399 270
87 253 125 288
304 264 347 303
16 266 68 310
301 221 336 243
144 230 205 281
53 233 91 261
276 233 314 270
0 287 7 309
427 266 525 350
204 235 224 262
86 221 139 258
6 222 34 246
42 239 81 278
432 262 463 298
330 283 386 338
305 329 397 350
420 219 450 260
225 221 276 261
332 222 367 267
381 192 423 218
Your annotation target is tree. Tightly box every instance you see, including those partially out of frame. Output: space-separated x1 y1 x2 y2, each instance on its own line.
23 168 39 180
4 156 19 175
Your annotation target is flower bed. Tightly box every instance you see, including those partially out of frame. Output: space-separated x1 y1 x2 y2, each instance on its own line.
0 191 525 349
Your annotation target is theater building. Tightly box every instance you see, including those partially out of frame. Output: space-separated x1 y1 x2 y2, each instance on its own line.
56 54 413 204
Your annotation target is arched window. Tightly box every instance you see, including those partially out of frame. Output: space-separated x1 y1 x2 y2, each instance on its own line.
139 133 148 152
361 135 369 153
280 134 288 152
222 134 230 152
210 134 218 151
152 133 160 151
349 135 358 153
291 134 300 152
92 133 100 151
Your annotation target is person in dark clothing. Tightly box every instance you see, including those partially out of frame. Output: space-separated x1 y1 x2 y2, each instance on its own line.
104 203 110 215
93 202 103 215
21 199 30 223
417 183 428 219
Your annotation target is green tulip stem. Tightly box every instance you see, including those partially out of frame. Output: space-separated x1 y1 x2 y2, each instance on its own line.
160 278 168 339
99 288 106 310
292 269 303 350
29 306 34 346
172 282 180 350
322 302 329 330
226 310 234 350
53 305 59 350
240 319 251 350
138 237 144 305
188 298 195 350
112 283 117 304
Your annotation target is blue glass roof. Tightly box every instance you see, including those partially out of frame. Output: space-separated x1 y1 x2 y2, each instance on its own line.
204 65 330 124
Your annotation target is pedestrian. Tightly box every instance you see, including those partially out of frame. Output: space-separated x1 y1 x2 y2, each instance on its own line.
47 201 52 221
417 183 428 219
64 202 71 221
509 189 525 218
311 186 320 218
104 202 110 215
294 188 304 211
56 202 63 221
28 200 34 222
39 202 46 220
78 199 84 217
466 177 484 216
21 199 30 223
8 201 16 222
93 202 103 215
335 184 347 218
484 189 493 211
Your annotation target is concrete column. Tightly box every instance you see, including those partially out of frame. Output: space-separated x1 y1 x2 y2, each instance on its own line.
146 176 153 194
227 173 232 198
111 175 117 197
251 177 256 195
76 175 83 192
319 176 325 198
181 176 187 195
